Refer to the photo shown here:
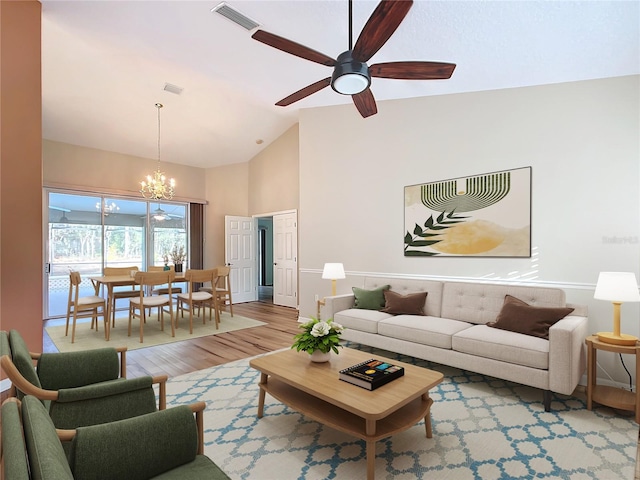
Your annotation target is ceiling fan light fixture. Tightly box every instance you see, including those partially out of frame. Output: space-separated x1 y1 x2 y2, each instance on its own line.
331 51 370 95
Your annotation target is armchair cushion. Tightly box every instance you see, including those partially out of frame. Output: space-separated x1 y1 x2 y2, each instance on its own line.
1 400 30 480
0 330 10 357
69 406 198 480
21 396 75 480
50 376 158 429
37 348 120 390
152 456 230 480
9 329 43 396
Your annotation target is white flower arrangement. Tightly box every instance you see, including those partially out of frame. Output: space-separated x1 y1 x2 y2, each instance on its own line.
291 317 345 354
169 244 186 264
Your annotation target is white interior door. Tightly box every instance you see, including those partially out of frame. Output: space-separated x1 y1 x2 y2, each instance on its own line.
273 212 297 308
225 215 257 303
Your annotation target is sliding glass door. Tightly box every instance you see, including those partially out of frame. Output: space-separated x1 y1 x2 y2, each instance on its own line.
46 191 188 319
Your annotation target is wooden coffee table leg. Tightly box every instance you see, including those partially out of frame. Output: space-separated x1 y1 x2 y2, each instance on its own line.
257 373 268 418
423 393 434 438
366 440 376 480
365 419 377 480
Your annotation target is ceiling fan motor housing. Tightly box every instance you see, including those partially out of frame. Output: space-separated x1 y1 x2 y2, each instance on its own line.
331 51 371 95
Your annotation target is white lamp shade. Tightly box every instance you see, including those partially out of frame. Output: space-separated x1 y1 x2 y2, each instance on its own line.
594 272 640 302
322 263 345 280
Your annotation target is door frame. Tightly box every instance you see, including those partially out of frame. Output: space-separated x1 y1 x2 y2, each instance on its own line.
253 209 298 308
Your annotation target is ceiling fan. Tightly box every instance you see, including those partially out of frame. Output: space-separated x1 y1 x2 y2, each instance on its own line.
251 0 456 118
150 207 183 222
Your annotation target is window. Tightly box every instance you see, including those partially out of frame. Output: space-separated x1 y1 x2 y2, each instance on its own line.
46 191 188 319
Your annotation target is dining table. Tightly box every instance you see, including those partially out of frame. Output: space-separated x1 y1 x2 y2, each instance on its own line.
89 272 186 340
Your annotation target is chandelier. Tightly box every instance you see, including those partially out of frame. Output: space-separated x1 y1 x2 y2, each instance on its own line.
140 103 175 200
96 201 119 216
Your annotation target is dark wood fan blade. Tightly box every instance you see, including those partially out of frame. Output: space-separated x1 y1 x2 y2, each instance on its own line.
369 61 456 79
252 30 336 67
352 0 413 63
352 89 378 118
275 78 332 106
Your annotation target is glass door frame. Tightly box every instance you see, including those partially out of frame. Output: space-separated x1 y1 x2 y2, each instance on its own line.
44 188 189 320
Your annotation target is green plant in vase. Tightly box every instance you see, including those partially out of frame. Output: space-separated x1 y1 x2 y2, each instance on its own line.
292 317 344 360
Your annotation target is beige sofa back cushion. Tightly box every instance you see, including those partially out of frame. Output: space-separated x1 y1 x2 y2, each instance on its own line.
364 278 443 316
441 281 566 325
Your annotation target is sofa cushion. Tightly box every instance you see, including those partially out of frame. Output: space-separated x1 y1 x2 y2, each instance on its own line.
441 282 567 325
382 290 427 315
353 285 390 310
452 324 550 370
378 315 473 349
488 295 574 339
334 309 393 334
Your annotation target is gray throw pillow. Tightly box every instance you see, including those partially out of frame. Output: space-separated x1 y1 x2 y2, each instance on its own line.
352 285 390 310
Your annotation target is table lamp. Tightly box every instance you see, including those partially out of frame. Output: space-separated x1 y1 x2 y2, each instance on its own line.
594 272 640 346
322 263 346 296
316 263 346 319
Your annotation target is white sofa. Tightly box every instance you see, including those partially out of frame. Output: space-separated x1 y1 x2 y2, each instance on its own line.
323 277 588 411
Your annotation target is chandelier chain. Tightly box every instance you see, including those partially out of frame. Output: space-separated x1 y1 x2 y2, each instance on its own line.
140 102 175 200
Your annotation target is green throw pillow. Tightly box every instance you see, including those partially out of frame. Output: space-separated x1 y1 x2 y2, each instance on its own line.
353 285 390 310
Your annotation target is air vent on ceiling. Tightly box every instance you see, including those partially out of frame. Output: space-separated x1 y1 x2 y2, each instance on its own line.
212 2 260 31
163 83 183 95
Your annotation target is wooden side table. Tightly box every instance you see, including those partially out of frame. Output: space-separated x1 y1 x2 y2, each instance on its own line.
586 335 640 423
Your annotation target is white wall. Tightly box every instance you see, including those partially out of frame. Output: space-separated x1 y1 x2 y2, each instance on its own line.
298 76 640 384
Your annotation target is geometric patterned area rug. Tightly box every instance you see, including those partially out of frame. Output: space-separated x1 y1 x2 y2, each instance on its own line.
165 343 638 480
45 312 266 353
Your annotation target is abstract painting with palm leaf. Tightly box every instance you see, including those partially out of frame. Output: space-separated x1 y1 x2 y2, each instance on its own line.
404 167 531 257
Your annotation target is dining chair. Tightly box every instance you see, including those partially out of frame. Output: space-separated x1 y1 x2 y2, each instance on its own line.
128 271 175 343
66 271 107 343
149 265 183 296
103 266 141 328
200 265 234 318
176 269 220 333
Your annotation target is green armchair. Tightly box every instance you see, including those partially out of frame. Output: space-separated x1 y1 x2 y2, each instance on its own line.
0 330 166 430
2 396 230 480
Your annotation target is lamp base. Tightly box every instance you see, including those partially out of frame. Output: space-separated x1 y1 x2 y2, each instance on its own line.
596 331 638 346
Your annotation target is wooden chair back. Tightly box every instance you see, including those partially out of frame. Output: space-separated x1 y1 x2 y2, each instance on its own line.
66 271 106 343
214 265 233 316
104 266 139 276
185 268 218 294
134 271 174 289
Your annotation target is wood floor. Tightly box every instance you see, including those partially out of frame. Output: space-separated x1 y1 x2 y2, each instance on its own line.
42 301 301 379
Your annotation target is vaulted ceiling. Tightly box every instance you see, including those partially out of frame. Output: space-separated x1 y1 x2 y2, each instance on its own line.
41 0 639 169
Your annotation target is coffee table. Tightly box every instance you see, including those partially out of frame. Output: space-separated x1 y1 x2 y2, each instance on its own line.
249 347 443 480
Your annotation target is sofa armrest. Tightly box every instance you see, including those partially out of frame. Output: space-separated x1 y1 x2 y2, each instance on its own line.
548 314 589 395
67 402 205 479
323 294 355 320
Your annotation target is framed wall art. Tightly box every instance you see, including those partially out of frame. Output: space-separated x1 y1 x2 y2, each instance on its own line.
404 167 532 257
